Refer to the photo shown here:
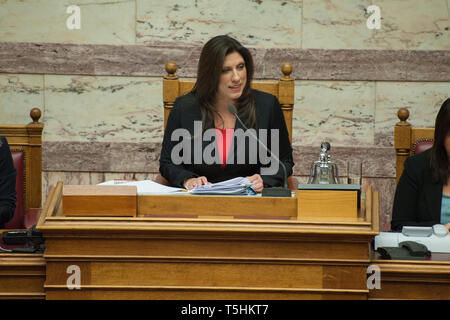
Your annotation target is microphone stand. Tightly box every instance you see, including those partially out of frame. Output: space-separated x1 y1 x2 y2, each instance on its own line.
228 105 291 197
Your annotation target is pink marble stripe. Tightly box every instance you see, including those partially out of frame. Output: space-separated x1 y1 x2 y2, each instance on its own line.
42 141 395 179
1 42 449 81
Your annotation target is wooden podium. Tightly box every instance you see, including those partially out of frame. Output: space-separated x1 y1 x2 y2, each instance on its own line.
0 253 45 299
5 182 450 300
34 181 380 300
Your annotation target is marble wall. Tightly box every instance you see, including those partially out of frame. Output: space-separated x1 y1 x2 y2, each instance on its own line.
1 0 449 49
1 0 449 231
0 0 136 45
302 0 450 50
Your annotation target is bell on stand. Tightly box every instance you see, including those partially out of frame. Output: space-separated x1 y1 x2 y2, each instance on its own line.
307 142 340 184
298 142 362 220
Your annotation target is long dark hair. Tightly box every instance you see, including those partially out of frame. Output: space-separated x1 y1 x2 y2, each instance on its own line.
431 98 450 184
191 35 256 129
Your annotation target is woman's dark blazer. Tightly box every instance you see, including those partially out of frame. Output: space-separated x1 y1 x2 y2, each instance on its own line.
159 90 294 188
391 148 442 231
0 136 17 228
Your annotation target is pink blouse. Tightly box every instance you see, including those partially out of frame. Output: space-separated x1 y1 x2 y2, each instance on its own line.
215 128 234 169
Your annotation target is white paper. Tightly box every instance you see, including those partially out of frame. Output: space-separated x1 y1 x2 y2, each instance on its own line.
188 177 255 195
97 180 185 195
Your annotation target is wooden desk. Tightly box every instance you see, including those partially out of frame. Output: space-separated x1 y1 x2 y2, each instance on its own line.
368 252 450 300
7 182 449 300
0 253 45 299
36 182 380 300
0 229 46 299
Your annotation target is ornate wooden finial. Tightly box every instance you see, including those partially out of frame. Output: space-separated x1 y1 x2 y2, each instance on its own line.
165 61 178 78
281 62 293 79
397 108 409 122
30 108 41 123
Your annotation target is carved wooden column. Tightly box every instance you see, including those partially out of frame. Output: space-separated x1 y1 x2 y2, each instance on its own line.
163 61 180 129
279 62 294 143
394 108 411 184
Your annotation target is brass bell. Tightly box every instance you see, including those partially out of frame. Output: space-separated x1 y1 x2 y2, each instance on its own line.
307 142 340 184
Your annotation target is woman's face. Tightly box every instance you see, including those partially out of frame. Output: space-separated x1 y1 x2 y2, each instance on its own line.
216 51 247 106
445 130 450 157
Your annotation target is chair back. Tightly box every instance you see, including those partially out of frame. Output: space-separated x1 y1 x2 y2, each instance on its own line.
6 151 25 228
0 108 43 228
394 108 434 183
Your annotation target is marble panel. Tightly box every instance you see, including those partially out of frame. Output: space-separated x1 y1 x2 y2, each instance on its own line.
366 0 450 50
136 0 302 48
43 141 394 181
302 0 373 49
292 146 395 178
0 0 135 45
0 74 44 123
92 44 202 77
43 75 164 143
0 42 96 76
2 42 449 81
407 50 450 81
43 141 162 172
263 48 410 81
292 80 375 147
374 82 450 146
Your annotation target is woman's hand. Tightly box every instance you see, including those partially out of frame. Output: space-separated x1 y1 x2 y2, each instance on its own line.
246 174 264 193
183 176 210 190
445 223 450 234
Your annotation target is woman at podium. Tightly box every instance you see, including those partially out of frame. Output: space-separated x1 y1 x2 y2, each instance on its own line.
0 136 16 228
159 35 294 192
391 98 450 233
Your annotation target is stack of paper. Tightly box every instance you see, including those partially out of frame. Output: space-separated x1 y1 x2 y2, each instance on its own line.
189 177 256 196
97 180 185 195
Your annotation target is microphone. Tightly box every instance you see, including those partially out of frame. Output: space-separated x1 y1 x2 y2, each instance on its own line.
1 225 45 253
228 104 291 197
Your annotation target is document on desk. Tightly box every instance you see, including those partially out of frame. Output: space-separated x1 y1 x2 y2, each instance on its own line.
97 180 185 195
189 177 256 195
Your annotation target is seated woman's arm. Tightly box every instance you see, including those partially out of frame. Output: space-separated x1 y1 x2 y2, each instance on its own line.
391 155 435 231
159 101 199 188
0 137 16 228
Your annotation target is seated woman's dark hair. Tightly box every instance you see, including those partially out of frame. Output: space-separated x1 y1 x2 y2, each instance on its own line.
431 98 450 184
192 35 256 129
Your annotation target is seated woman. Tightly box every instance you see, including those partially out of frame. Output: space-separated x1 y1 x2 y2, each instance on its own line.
159 35 294 192
391 98 450 233
0 136 17 228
